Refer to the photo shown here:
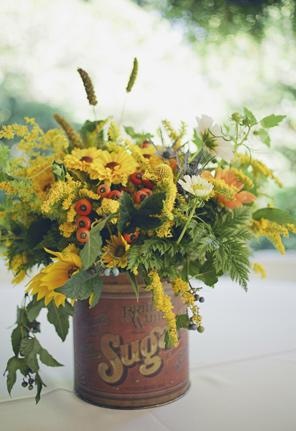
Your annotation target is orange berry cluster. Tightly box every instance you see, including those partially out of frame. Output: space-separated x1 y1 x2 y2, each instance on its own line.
74 199 92 243
73 171 155 244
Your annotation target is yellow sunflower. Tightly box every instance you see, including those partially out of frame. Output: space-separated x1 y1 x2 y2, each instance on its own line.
26 245 82 307
26 157 55 199
101 235 130 268
64 147 104 179
92 148 137 184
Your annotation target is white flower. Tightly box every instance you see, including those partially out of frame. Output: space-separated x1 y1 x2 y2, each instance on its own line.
196 115 214 134
213 136 234 162
196 114 234 162
178 175 213 198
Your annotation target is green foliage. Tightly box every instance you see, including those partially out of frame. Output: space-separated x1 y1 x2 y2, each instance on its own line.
5 296 64 402
260 114 286 128
254 128 271 146
243 107 257 126
124 126 153 144
118 192 165 232
57 269 98 300
80 218 109 269
133 0 292 43
253 207 295 224
47 301 73 342
52 161 67 181
176 314 190 329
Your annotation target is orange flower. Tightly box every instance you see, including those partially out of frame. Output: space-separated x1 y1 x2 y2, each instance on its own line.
215 169 256 209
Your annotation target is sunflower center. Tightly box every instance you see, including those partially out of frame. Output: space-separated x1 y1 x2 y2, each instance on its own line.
114 245 126 257
42 183 52 193
105 161 119 170
68 266 77 278
80 156 93 163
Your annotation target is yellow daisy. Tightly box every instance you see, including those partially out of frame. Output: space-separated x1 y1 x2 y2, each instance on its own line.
26 245 82 307
101 235 130 268
92 148 137 184
64 147 104 179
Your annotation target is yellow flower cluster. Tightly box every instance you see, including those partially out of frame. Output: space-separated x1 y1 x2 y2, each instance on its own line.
235 154 282 187
147 271 178 347
210 178 238 199
96 198 120 223
172 278 202 327
252 262 267 279
9 254 28 284
148 164 177 237
251 218 296 254
0 181 15 195
41 175 80 216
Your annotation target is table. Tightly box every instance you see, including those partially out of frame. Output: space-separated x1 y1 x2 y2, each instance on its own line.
1 252 296 431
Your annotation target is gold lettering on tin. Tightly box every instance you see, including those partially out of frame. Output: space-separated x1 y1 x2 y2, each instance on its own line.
97 334 123 384
98 327 166 384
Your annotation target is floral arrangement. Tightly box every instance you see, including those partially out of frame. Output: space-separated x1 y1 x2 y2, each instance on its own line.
1 60 295 402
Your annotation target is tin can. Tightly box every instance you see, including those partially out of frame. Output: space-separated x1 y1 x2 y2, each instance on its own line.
73 274 190 409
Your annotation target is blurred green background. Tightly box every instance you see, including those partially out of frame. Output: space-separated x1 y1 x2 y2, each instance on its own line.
1 0 295 248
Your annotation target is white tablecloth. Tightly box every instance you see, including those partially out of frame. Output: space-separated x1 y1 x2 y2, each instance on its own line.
1 252 296 431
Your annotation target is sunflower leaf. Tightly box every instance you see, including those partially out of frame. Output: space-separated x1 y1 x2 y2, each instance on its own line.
57 269 97 300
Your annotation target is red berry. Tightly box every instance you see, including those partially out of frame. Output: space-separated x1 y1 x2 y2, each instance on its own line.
142 179 155 190
123 231 140 244
97 183 110 198
107 190 123 200
134 188 152 204
75 216 91 230
76 228 90 243
74 199 92 215
130 172 143 186
141 140 151 148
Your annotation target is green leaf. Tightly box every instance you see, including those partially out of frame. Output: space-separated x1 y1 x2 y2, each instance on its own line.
176 314 190 329
260 114 285 128
58 269 97 299
253 208 295 224
11 326 22 356
47 302 70 341
127 271 139 300
5 357 24 395
80 218 108 269
87 277 103 308
243 107 257 126
20 338 40 372
39 348 63 367
254 128 271 146
118 192 165 232
52 161 67 181
26 298 44 322
35 373 46 404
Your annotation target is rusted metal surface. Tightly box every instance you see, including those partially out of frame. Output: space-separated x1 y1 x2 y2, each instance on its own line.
73 275 190 409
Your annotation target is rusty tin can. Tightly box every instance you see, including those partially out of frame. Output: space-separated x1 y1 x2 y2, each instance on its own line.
73 274 190 409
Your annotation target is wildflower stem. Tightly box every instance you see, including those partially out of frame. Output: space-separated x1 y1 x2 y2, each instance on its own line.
177 198 199 244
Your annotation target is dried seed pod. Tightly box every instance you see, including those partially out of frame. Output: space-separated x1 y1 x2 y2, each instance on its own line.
54 114 83 148
126 57 138 93
77 68 98 106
